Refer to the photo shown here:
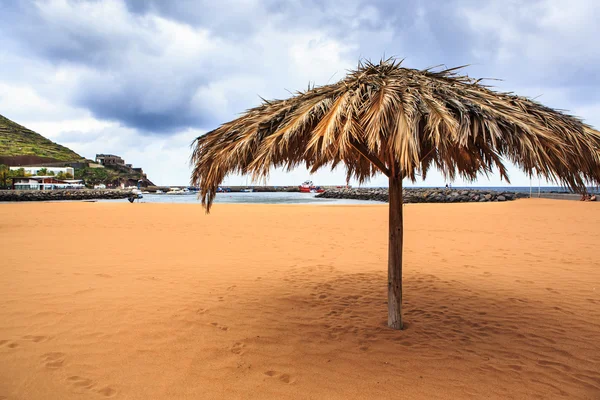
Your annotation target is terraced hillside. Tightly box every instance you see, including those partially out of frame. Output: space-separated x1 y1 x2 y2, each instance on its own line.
0 114 82 163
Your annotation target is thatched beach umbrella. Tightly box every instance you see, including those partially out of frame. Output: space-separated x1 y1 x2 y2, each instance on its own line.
191 59 600 330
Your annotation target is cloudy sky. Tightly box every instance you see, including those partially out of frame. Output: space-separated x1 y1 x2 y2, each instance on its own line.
1 0 599 187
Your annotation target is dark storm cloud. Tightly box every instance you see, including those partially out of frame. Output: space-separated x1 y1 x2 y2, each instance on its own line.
1 0 599 135
123 0 268 39
1 0 126 66
77 95 201 133
0 0 224 132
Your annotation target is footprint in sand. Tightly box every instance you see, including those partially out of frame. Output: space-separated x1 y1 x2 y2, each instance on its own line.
23 335 48 343
42 352 65 369
67 376 95 389
231 342 245 355
209 322 229 331
196 308 210 315
0 340 18 348
95 273 112 278
66 376 117 397
264 370 295 384
97 387 117 397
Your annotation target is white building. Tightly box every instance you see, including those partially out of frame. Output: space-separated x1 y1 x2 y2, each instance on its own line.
9 166 75 177
12 176 84 190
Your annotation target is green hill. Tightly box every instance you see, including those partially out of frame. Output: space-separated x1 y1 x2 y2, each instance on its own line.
0 114 154 187
0 114 82 162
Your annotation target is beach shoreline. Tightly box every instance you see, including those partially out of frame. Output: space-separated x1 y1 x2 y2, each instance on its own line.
1 200 599 399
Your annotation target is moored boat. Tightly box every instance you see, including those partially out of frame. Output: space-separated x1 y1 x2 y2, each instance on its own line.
299 180 325 193
299 180 313 193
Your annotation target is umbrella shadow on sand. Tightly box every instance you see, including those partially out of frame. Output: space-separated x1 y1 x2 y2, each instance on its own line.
193 264 600 398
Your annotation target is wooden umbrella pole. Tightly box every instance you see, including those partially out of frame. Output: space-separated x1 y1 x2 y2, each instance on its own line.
388 166 404 330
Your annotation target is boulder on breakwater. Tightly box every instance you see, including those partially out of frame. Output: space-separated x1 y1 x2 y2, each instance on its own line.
0 189 135 202
315 188 529 203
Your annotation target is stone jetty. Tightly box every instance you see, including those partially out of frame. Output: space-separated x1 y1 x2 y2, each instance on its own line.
315 187 529 203
0 189 134 202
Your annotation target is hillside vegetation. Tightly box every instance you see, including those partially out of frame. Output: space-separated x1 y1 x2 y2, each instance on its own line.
0 114 154 187
0 114 82 161
75 164 153 187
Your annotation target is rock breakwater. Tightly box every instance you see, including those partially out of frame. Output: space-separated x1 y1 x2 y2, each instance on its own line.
315 188 528 203
0 189 134 202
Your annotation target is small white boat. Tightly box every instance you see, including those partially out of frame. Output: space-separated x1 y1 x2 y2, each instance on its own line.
241 188 254 192
156 190 164 194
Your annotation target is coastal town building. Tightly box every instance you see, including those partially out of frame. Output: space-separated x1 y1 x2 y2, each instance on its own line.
95 154 146 178
12 176 84 190
87 162 105 169
95 154 125 166
9 166 75 177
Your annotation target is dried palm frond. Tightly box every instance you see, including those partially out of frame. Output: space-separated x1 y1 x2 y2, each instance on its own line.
191 58 600 211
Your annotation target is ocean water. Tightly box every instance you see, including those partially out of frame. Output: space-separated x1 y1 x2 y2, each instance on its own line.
102 186 588 205
102 192 385 205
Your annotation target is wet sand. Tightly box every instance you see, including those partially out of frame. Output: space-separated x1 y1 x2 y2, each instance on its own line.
0 200 599 399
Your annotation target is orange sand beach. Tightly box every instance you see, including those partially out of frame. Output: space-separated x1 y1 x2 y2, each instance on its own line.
0 200 599 399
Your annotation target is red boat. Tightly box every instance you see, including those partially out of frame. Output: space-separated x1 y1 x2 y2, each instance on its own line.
299 180 325 193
